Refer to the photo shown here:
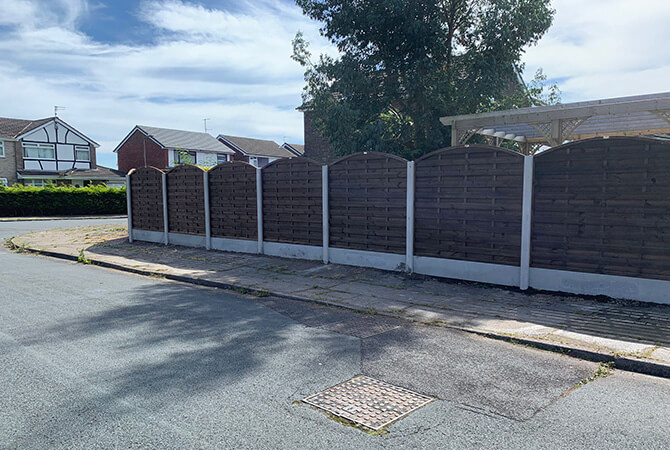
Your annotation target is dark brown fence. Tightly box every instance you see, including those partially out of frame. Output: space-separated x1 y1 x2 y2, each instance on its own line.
532 137 670 281
415 146 524 265
129 166 164 231
329 152 407 254
166 165 206 235
262 158 323 246
209 162 257 240
128 137 670 297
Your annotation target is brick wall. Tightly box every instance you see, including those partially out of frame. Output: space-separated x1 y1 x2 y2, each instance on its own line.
117 129 167 173
303 110 336 164
0 140 18 185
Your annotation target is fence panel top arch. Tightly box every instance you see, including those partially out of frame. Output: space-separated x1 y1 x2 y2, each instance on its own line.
262 158 323 246
129 166 164 232
166 164 206 236
532 136 670 280
208 161 258 240
414 145 525 265
329 152 408 254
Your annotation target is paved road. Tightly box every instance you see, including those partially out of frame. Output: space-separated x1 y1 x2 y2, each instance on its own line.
1 220 669 449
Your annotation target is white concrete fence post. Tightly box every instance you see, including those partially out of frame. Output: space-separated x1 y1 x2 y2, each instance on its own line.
322 165 329 264
162 172 169 245
203 170 211 250
519 155 534 290
126 174 133 243
256 167 263 254
405 161 415 273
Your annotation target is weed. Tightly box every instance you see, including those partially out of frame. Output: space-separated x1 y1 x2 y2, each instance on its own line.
574 362 614 389
77 249 92 264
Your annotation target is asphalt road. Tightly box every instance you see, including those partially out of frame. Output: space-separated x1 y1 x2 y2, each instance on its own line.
1 220 669 449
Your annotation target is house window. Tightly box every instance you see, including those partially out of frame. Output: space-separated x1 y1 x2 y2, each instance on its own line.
23 179 48 187
0 178 7 186
75 145 90 161
174 150 196 165
23 143 55 159
217 153 229 164
0 141 5 157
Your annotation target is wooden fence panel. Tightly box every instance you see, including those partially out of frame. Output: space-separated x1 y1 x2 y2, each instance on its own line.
209 162 257 240
166 165 206 235
532 137 670 280
329 152 407 254
130 166 164 232
209 161 258 240
415 146 524 265
262 158 323 245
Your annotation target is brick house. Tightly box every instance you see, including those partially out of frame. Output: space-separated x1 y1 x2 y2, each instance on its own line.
217 135 300 168
114 125 235 173
0 116 124 187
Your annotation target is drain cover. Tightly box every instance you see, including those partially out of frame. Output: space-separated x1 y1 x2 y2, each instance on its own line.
303 376 434 430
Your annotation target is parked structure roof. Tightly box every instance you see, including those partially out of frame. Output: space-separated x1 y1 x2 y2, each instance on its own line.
440 92 670 154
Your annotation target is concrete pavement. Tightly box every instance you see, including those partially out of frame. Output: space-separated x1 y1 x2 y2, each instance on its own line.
1 220 670 448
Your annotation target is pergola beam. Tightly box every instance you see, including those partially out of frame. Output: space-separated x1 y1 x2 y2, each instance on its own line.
440 94 670 129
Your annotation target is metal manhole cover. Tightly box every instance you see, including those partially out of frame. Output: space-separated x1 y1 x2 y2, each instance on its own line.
303 376 434 430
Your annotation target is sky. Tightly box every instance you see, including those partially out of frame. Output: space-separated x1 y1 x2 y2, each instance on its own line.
0 0 669 169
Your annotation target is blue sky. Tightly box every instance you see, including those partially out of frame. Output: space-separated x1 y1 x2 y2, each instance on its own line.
1 0 669 168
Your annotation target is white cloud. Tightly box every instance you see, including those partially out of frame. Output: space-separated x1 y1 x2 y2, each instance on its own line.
0 0 329 168
2 0 668 169
523 0 670 101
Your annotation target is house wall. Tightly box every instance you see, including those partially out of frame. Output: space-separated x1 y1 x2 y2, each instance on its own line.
0 140 18 185
117 129 167 173
20 121 96 172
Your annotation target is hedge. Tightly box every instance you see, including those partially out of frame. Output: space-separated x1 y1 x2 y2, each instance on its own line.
0 184 127 217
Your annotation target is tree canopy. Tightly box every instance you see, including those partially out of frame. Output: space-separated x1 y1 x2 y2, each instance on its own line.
293 0 556 159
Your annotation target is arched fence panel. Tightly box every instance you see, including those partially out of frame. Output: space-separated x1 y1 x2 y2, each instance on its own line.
166 165 206 235
209 162 257 240
262 158 323 246
329 152 408 254
415 146 524 265
129 166 164 232
532 137 670 280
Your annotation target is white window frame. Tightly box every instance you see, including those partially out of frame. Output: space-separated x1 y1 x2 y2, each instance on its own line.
75 145 91 161
0 178 7 186
24 179 48 187
217 153 229 164
23 143 55 160
0 141 5 157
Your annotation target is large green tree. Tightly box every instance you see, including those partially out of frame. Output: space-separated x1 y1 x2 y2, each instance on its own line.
293 0 555 159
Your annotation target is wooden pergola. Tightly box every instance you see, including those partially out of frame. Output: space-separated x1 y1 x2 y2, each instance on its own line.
440 92 670 154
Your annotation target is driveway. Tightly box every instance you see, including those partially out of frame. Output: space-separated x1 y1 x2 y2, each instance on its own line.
1 220 669 449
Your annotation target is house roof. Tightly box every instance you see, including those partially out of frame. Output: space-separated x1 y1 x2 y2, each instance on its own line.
117 125 234 154
283 143 305 155
0 116 100 147
0 117 55 139
218 134 296 158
